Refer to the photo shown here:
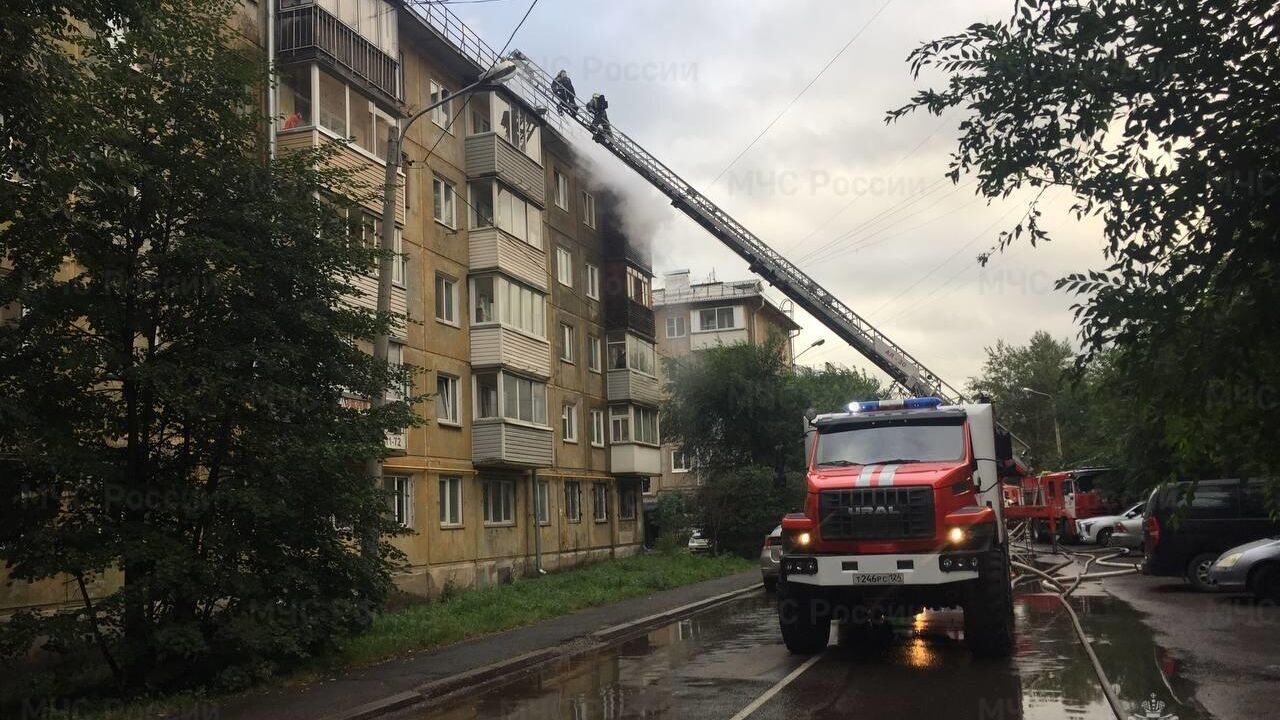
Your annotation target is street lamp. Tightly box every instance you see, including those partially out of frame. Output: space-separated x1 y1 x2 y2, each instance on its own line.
363 59 518 548
1021 386 1063 466
793 338 826 363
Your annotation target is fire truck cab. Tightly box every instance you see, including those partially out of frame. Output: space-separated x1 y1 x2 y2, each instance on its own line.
777 397 1015 658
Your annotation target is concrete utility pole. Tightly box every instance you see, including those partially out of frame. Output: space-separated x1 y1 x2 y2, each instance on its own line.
363 60 518 554
1021 386 1063 466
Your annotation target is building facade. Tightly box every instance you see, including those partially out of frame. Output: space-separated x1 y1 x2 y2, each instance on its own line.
0 0 659 612
648 271 800 529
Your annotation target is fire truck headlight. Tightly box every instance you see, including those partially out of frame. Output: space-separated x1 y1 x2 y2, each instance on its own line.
947 527 966 544
797 532 811 547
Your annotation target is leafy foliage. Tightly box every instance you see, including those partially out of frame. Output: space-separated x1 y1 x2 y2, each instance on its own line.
893 0 1280 487
694 466 803 558
0 0 416 697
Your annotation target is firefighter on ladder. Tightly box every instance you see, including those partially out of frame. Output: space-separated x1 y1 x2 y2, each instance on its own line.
551 69 576 115
586 92 610 140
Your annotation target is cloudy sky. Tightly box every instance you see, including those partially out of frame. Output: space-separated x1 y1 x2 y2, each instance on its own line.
444 0 1109 389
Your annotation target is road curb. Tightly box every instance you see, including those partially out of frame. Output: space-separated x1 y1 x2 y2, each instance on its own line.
321 579 761 720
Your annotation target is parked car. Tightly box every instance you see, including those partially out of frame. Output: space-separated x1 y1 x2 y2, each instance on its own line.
760 525 782 592
1077 503 1144 545
1209 536 1280 601
1107 515 1145 549
1143 478 1280 591
687 529 712 554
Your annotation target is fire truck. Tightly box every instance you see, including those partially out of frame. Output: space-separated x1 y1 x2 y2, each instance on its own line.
1004 467 1117 542
776 397 1017 657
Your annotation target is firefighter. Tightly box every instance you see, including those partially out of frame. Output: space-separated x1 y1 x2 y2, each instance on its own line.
586 92 610 139
551 70 576 115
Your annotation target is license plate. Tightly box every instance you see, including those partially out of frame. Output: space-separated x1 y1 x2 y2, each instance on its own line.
852 573 904 585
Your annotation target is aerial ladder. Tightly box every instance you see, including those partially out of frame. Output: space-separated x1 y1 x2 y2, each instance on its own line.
408 2 967 405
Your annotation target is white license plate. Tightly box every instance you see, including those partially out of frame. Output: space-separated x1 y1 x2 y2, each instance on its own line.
852 572 904 585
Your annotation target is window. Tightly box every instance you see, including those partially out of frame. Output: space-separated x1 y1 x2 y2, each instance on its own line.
561 402 579 443
435 274 458 325
391 227 407 286
387 343 409 402
585 264 600 299
556 246 573 287
384 475 413 529
535 480 550 524
635 406 659 445
318 68 346 136
565 481 582 523
470 275 546 338
620 486 637 520
559 323 575 362
554 171 569 210
672 449 691 473
438 476 462 526
666 315 686 338
590 409 605 447
482 478 515 524
436 373 460 425
278 64 313 131
606 334 655 375
469 180 542 249
627 267 651 307
593 483 609 522
587 335 601 372
610 405 630 443
474 371 549 425
699 306 736 331
581 191 596 228
433 175 456 227
428 80 452 129
475 373 499 419
491 92 542 159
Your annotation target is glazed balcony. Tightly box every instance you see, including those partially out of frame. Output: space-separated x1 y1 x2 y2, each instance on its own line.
277 2 400 104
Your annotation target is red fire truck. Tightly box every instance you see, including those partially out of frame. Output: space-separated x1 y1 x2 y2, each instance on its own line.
776 397 1016 658
1004 467 1117 542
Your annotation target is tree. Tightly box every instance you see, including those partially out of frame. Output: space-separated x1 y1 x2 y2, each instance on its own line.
0 1 417 696
695 466 803 558
892 1 1280 488
967 331 1084 468
661 334 884 477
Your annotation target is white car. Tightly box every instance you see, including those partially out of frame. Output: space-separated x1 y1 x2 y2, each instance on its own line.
687 529 712 554
1076 503 1144 546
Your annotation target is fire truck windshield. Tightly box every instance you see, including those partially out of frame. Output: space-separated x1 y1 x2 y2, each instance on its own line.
815 421 966 467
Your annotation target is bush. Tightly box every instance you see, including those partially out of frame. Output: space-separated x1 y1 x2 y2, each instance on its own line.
695 465 804 558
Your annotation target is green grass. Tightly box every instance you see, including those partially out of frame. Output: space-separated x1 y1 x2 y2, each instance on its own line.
335 552 753 667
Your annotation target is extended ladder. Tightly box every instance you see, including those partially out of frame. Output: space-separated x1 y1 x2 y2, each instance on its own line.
407 2 967 404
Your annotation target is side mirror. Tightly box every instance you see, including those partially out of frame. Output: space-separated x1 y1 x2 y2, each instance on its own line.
994 429 1017 478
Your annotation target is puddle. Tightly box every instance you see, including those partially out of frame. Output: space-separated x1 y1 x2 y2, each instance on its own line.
411 591 1211 720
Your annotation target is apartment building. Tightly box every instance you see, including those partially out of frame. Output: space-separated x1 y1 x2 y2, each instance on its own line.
648 271 800 528
0 0 656 612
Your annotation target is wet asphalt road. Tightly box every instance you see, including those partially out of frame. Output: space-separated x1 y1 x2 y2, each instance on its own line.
408 589 1212 720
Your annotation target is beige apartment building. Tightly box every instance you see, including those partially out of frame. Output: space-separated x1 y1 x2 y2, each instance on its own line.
0 0 661 612
647 272 800 535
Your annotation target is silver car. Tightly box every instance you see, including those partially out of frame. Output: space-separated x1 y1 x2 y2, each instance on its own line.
760 525 782 591
687 529 712 554
1077 503 1144 546
1209 536 1280 601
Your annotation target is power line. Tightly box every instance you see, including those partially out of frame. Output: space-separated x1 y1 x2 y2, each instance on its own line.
792 176 957 265
708 0 895 187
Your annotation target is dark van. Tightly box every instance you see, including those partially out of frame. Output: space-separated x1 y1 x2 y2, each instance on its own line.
1143 478 1280 591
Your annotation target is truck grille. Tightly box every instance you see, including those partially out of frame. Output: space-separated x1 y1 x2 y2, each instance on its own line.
819 486 935 540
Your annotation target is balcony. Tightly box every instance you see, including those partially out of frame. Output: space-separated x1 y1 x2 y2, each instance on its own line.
604 297 656 339
465 133 546 207
277 3 399 104
471 325 552 379
606 369 660 406
469 227 547 291
610 444 662 476
690 327 748 351
473 421 553 467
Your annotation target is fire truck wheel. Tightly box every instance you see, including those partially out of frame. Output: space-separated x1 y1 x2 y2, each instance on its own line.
778 582 830 654
964 545 1015 658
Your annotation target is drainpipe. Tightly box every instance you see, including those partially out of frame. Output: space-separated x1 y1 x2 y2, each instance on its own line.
531 470 544 575
266 0 276 159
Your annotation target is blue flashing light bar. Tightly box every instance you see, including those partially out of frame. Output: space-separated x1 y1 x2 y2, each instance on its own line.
846 397 944 413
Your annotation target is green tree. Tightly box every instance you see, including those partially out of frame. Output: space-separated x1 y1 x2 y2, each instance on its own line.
0 0 416 696
695 466 804 558
661 334 883 476
892 0 1280 488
